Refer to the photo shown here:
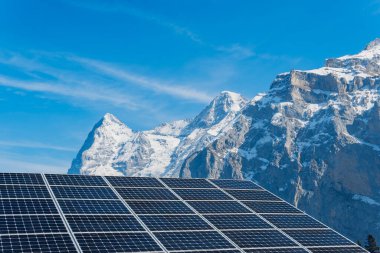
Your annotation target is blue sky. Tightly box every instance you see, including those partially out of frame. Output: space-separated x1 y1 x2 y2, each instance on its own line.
0 0 380 173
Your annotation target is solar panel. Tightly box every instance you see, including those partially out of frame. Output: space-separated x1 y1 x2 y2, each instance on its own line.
224 229 298 248
173 188 232 200
0 173 44 185
204 214 272 229
284 229 354 246
0 173 367 253
45 174 107 186
0 199 59 214
106 176 164 188
211 179 261 190
0 184 50 198
127 200 195 214
188 201 251 214
226 189 281 201
161 178 216 188
0 234 78 253
140 215 212 231
154 231 234 251
58 199 130 214
262 214 326 229
75 232 163 253
116 187 178 200
51 186 118 199
243 201 302 214
308 247 368 253
66 215 144 232
0 215 67 234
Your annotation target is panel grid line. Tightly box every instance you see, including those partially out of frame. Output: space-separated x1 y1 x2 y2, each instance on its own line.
41 174 82 253
157 178 244 253
206 179 313 253
101 175 169 253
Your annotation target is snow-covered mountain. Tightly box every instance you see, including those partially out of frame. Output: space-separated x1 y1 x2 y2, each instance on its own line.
69 39 380 242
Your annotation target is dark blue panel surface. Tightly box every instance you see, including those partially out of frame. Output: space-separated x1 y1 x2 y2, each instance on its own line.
224 230 297 248
173 189 232 200
127 201 194 214
140 215 211 231
161 178 216 189
52 186 117 199
204 214 272 229
116 187 178 200
66 215 144 232
308 247 368 253
211 179 261 190
0 173 44 185
188 201 250 214
0 199 58 214
154 231 234 251
243 201 302 214
284 230 354 246
0 185 50 198
263 214 326 229
226 190 281 201
106 176 164 188
45 174 107 186
0 215 67 234
58 199 130 214
75 232 162 253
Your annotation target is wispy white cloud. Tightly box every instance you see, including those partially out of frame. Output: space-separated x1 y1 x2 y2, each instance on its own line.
70 56 213 103
0 140 77 152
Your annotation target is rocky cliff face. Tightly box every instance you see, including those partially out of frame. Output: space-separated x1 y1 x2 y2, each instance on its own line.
69 39 380 241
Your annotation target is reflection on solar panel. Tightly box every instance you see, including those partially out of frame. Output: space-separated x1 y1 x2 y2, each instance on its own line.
0 173 367 253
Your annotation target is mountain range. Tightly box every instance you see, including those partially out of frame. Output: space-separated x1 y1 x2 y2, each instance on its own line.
68 39 380 242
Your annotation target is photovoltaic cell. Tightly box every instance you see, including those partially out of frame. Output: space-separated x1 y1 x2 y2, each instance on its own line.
0 199 58 215
58 199 130 214
116 187 178 200
66 215 144 232
0 185 50 198
0 173 44 185
284 229 354 246
173 188 232 200
244 248 308 253
0 233 77 253
263 214 326 229
308 247 368 253
127 201 194 214
106 176 164 188
171 251 240 253
224 229 297 248
0 215 67 234
243 201 302 214
51 186 117 199
188 201 251 214
226 189 281 201
161 178 216 188
211 179 261 190
154 231 234 251
75 232 162 253
45 174 107 186
140 215 212 231
204 214 272 229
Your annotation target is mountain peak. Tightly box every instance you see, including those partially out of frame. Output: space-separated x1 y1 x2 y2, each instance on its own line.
102 113 123 125
364 38 380 50
213 91 246 112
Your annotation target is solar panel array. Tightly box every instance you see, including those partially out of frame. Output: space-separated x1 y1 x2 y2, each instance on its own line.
0 173 368 253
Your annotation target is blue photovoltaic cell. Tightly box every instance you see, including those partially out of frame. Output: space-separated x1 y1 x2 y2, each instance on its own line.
211 179 261 190
0 215 67 234
66 215 144 232
106 176 164 188
226 189 281 201
244 248 308 253
52 186 117 199
262 214 326 229
58 199 130 214
140 215 212 231
116 187 178 200
0 173 45 185
161 178 216 188
171 251 240 253
0 185 50 198
127 201 194 214
308 247 368 253
224 229 297 248
243 201 302 214
173 188 232 200
45 174 107 186
75 232 162 253
188 201 251 214
0 199 58 215
154 231 234 251
204 214 272 229
284 230 354 247
0 233 77 253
